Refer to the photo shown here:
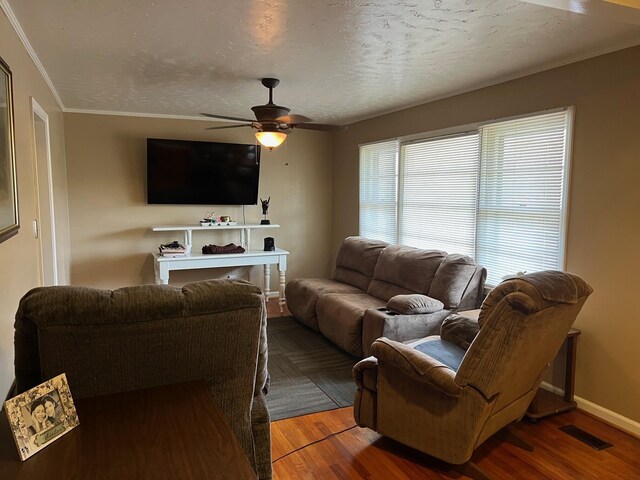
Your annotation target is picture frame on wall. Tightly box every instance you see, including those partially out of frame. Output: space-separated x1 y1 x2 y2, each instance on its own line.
3 374 80 461
0 55 19 244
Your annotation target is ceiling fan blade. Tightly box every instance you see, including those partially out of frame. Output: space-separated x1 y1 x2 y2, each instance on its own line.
276 114 312 124
205 124 253 130
294 123 347 132
200 112 256 123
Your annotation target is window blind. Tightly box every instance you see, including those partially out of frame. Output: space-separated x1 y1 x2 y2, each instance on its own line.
399 133 479 256
477 110 569 286
359 140 398 243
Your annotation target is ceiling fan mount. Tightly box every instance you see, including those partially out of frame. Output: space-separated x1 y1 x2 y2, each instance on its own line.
260 77 280 90
200 78 346 148
251 78 291 122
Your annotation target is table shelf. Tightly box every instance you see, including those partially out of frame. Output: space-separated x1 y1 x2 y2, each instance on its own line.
151 223 280 251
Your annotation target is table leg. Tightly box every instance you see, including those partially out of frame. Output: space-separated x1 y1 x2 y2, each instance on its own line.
278 270 286 313
154 261 169 285
264 264 271 302
564 335 578 403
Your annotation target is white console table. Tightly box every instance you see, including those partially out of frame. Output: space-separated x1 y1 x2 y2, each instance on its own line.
151 224 288 312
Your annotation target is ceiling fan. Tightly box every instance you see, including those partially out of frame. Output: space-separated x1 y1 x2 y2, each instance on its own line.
201 78 346 149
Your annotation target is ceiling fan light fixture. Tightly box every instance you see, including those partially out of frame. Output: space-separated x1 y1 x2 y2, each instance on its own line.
255 130 287 149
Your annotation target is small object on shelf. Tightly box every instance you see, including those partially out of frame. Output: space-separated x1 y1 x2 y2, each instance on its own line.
264 237 275 251
202 243 246 254
260 197 271 225
159 240 186 257
200 220 238 226
200 212 217 225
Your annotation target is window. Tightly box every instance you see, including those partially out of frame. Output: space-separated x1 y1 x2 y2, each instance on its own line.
400 133 479 256
359 140 398 244
359 109 572 286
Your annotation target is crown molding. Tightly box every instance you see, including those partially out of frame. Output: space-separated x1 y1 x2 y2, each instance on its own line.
0 0 65 111
63 108 220 122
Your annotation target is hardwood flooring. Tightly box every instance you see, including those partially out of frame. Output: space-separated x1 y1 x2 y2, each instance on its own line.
267 303 640 478
271 407 640 479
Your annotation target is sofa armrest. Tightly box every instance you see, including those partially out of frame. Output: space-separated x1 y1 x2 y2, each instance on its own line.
440 313 480 351
361 308 451 357
371 337 462 397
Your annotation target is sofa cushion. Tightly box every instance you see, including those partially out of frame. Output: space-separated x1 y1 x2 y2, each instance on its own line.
429 254 481 309
333 236 388 291
387 294 444 315
412 337 466 371
317 293 386 356
440 313 480 350
285 278 364 331
367 245 446 301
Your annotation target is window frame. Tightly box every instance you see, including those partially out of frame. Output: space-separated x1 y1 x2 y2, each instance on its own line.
358 106 574 285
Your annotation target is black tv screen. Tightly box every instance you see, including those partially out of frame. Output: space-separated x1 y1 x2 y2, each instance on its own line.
147 138 261 205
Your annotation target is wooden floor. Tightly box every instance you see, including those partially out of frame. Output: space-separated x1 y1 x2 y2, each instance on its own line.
271 407 640 479
267 303 640 479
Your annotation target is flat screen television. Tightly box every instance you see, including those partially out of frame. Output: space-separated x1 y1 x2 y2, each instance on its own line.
147 138 261 205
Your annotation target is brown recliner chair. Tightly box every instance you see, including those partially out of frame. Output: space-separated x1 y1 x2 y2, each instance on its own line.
353 271 592 479
14 279 272 480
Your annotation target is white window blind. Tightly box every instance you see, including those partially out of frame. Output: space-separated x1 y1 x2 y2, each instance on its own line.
359 141 398 243
477 110 569 286
399 133 479 256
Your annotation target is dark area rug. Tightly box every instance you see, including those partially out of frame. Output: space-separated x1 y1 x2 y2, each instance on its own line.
266 316 358 421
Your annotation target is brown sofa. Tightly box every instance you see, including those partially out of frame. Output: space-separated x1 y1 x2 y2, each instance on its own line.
14 279 272 480
285 237 486 357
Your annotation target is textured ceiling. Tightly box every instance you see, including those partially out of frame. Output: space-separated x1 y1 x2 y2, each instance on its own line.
7 0 640 124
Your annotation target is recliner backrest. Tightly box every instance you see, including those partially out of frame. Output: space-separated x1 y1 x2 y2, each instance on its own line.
14 279 267 399
428 253 486 310
333 236 388 291
455 271 592 413
367 245 446 301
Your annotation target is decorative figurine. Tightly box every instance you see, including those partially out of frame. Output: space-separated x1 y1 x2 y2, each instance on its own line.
260 197 271 225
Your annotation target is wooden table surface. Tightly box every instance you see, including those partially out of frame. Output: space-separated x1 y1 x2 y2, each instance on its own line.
0 380 256 479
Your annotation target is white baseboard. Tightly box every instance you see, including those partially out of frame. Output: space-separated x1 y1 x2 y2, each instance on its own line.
540 382 640 438
265 292 280 299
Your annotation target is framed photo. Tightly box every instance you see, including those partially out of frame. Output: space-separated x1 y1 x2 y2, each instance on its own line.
3 374 79 460
0 55 19 244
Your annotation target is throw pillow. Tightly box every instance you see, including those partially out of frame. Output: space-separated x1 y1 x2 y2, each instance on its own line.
387 294 444 315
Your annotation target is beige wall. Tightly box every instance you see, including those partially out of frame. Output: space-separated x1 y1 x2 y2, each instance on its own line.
333 46 640 423
63 113 334 290
0 9 70 396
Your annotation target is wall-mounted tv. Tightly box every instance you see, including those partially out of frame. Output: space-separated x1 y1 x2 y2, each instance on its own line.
147 138 261 205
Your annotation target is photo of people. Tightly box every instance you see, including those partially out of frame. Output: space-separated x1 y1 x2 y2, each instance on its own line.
42 390 64 425
25 389 64 436
3 373 79 461
27 399 53 435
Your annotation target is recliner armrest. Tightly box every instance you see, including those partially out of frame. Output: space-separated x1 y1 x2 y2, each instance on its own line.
353 356 379 392
370 337 462 397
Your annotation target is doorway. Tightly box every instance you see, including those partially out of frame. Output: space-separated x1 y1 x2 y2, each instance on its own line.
31 98 58 285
